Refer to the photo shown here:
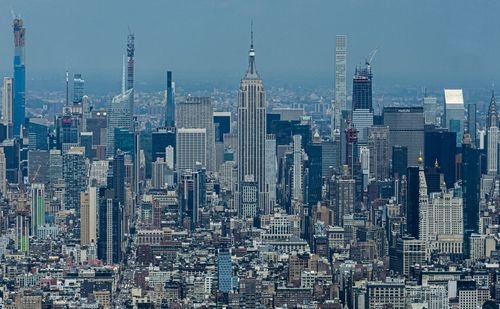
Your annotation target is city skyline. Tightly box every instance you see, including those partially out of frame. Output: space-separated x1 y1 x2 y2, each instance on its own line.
0 0 500 89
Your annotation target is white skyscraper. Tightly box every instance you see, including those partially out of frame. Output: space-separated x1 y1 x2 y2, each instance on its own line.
444 89 465 146
487 91 498 176
333 35 347 133
423 95 438 125
176 128 207 172
0 148 6 195
1 77 13 135
264 134 277 214
176 96 216 172
238 29 267 213
80 186 97 246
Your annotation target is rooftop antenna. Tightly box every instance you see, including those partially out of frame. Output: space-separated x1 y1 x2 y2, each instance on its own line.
65 70 69 106
250 20 254 49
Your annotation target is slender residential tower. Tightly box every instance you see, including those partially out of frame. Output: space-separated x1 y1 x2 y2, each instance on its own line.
333 35 347 132
238 27 267 214
127 32 135 91
2 77 13 137
165 71 175 127
13 18 26 137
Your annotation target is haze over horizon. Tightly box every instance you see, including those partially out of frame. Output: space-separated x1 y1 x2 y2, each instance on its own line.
0 0 499 90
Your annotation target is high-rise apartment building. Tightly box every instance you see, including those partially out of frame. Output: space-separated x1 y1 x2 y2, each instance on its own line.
176 96 215 171
238 31 267 213
165 71 175 127
63 147 87 210
1 77 13 137
333 35 347 132
12 18 26 137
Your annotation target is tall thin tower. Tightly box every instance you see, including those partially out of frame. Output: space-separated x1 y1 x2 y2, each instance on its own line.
333 35 347 132
487 90 498 176
13 17 26 137
238 26 267 213
127 32 135 91
165 71 175 127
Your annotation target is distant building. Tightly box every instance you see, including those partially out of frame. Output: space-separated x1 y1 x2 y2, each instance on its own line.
30 183 45 235
333 34 347 131
368 126 390 180
1 77 13 138
80 186 97 246
106 89 133 157
176 128 206 172
444 89 465 146
63 147 87 210
423 95 438 125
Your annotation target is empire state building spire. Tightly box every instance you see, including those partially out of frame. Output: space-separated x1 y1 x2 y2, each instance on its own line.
244 22 260 79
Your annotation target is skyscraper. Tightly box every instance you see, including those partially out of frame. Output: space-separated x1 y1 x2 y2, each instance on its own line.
176 96 215 171
13 18 26 137
80 186 97 246
444 89 465 146
30 183 45 235
384 107 424 166
423 95 438 125
486 91 498 176
467 102 477 146
2 77 13 137
73 74 85 104
367 126 390 180
127 32 135 91
97 188 121 264
392 145 408 178
462 134 480 257
165 71 175 127
406 165 420 239
238 29 267 213
176 128 207 172
352 64 372 112
424 130 457 188
106 89 133 157
63 147 87 210
0 148 6 195
333 35 347 132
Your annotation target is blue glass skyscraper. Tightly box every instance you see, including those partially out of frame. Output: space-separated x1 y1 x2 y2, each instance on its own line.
165 71 175 127
13 18 26 137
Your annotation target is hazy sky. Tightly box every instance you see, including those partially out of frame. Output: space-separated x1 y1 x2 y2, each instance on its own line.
0 0 499 89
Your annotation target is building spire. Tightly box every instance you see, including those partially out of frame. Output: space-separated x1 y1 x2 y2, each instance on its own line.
488 88 498 129
244 21 259 79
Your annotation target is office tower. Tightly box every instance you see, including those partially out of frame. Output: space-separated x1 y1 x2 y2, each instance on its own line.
112 150 126 207
28 150 49 185
368 126 390 180
423 95 438 125
0 148 5 195
176 128 206 172
238 31 267 213
307 138 322 205
2 139 20 183
321 139 339 177
152 157 173 189
406 164 420 239
334 166 355 227
292 135 303 202
359 146 370 189
80 186 97 246
213 111 231 143
127 32 135 91
55 113 80 151
239 176 259 219
352 63 372 112
89 160 109 187
352 109 373 144
48 149 63 185
63 147 87 210
392 145 408 178
333 35 347 131
390 237 426 277
114 128 134 156
264 134 276 214
178 167 206 229
12 18 26 137
416 155 429 242
467 103 477 146
424 130 457 188
73 74 84 104
152 127 176 162
30 183 45 235
27 118 49 150
217 249 233 293
86 109 107 147
384 107 424 166
80 131 93 159
486 91 498 176
97 188 121 264
164 71 175 127
444 89 465 146
345 125 358 173
462 134 480 257
106 89 133 157
1 77 13 137
176 96 215 172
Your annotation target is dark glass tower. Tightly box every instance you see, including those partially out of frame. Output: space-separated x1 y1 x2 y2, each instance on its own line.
406 166 419 239
13 18 26 136
392 146 408 178
97 188 122 264
424 130 456 188
165 71 175 127
352 66 372 112
461 135 480 257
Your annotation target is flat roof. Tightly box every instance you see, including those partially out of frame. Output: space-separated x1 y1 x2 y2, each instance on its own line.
444 89 464 105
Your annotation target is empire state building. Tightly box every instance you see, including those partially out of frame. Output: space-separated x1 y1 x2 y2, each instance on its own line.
238 30 267 215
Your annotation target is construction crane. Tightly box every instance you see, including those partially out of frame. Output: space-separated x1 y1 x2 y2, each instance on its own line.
365 47 378 67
